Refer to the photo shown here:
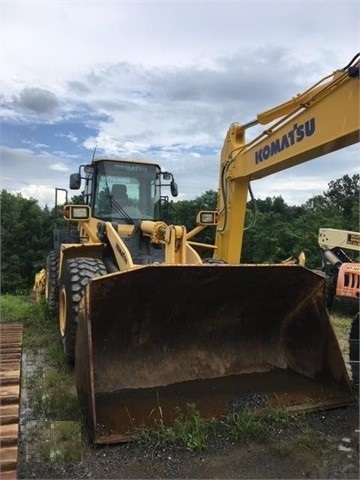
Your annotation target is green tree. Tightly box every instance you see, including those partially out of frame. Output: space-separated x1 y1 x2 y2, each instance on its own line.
71 192 86 204
0 190 52 293
242 210 298 263
292 207 344 268
166 190 218 243
242 196 305 263
298 174 360 266
323 174 359 226
1 173 357 293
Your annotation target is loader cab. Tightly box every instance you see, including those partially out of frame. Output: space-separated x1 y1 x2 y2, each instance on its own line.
71 158 178 223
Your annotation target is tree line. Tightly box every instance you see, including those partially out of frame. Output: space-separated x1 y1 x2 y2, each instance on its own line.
1 174 359 294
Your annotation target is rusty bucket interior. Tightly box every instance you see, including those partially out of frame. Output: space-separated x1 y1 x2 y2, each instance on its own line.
75 264 354 444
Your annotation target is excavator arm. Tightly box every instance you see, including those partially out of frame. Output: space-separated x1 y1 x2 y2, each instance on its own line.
215 54 360 263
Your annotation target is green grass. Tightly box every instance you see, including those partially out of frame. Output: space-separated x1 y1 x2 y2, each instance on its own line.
161 404 216 451
26 420 82 462
223 406 305 443
264 405 295 424
30 368 80 421
1 294 82 437
223 409 266 440
136 403 216 451
330 304 354 356
0 294 55 350
1 294 47 325
135 404 304 451
0 294 66 367
273 429 328 461
297 429 328 453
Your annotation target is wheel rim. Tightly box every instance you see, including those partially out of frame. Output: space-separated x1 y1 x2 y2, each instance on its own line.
45 271 50 302
59 286 67 337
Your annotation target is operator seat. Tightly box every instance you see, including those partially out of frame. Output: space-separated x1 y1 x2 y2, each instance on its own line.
111 184 129 205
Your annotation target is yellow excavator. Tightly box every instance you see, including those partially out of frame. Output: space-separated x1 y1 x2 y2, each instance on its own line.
41 53 359 444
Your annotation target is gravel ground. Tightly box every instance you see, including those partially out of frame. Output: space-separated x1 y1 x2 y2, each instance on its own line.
18 384 359 479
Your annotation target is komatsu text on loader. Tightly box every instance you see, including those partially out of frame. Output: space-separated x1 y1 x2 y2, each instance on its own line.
41 53 359 444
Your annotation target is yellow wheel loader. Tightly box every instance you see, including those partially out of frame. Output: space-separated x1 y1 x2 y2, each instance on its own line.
33 268 46 302
44 53 359 444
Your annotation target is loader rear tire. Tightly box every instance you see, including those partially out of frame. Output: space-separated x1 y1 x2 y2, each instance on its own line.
45 251 59 317
59 257 107 365
349 313 359 386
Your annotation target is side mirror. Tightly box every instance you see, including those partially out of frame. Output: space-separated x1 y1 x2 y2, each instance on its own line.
170 179 178 197
69 173 81 190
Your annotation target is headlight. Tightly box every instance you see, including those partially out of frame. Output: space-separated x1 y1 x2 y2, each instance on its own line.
63 205 91 221
72 207 89 219
196 211 219 225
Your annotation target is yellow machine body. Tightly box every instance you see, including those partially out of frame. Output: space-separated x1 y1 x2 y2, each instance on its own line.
42 54 359 444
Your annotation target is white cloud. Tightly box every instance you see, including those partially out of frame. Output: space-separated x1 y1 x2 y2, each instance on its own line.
1 1 359 209
57 132 79 143
22 140 49 149
4 2 358 71
0 146 75 206
50 163 70 172
19 184 60 206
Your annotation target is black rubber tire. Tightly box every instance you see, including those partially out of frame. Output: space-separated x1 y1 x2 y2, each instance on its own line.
59 257 107 365
45 251 59 316
324 273 336 310
349 312 359 386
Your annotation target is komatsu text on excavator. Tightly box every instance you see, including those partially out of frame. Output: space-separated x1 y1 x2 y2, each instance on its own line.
39 53 359 444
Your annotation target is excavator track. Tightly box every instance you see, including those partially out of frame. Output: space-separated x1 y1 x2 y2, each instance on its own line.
0 324 23 480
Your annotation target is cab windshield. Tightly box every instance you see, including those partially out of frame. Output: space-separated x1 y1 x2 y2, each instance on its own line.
92 160 161 222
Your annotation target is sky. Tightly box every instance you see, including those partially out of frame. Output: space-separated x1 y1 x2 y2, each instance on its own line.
1 0 359 208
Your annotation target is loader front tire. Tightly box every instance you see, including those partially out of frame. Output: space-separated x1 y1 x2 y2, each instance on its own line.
45 251 59 316
59 257 107 365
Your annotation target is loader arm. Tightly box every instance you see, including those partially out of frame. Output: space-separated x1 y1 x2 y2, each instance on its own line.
94 218 204 271
215 54 359 263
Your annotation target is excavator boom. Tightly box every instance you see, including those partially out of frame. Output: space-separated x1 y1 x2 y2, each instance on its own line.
216 55 359 263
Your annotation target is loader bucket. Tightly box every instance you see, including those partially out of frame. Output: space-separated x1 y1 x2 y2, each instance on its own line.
75 264 354 444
